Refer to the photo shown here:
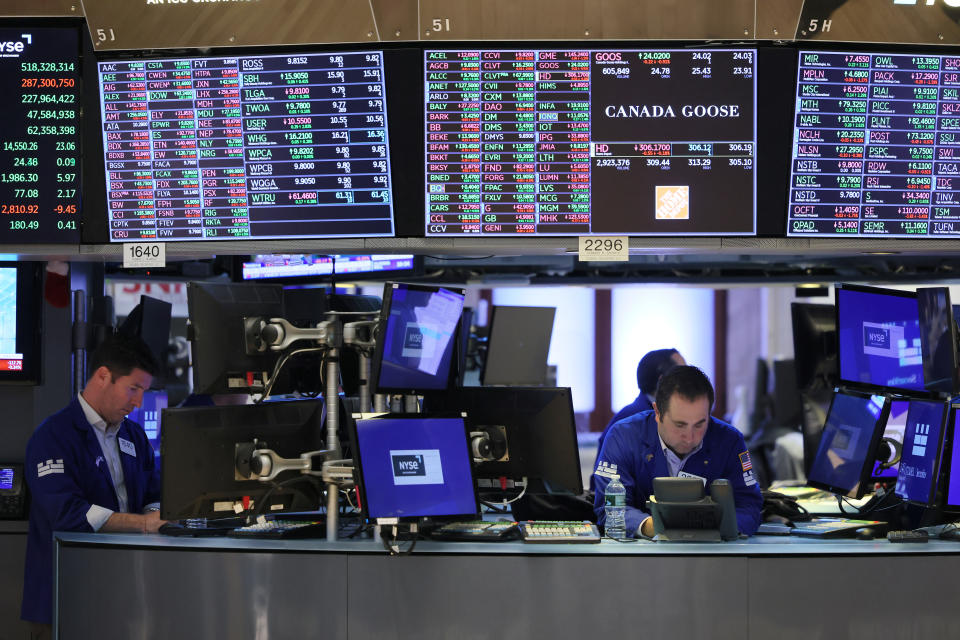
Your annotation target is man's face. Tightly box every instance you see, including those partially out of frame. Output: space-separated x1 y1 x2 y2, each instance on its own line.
654 392 710 456
98 367 152 425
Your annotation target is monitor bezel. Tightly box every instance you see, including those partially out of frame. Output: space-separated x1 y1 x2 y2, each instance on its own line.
894 397 950 507
834 283 934 398
937 403 960 512
806 387 892 499
369 281 465 395
348 412 480 523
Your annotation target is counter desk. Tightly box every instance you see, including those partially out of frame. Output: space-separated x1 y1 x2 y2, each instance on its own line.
55 531 960 640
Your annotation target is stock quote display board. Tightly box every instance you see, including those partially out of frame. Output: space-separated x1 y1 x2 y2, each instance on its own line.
0 27 80 243
99 51 394 241
789 51 960 237
425 49 756 236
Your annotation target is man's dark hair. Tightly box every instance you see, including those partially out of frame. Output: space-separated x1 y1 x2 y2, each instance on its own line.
637 348 680 395
88 333 159 380
654 365 714 417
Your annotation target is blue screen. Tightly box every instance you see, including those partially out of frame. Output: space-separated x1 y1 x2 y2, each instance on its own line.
377 285 464 391
0 467 12 490
808 391 885 496
127 390 168 457
946 410 960 507
895 399 947 504
355 416 476 519
837 288 923 391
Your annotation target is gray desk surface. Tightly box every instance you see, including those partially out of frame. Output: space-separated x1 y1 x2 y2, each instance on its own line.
54 530 960 555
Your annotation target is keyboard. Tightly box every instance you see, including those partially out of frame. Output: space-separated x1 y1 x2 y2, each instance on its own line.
519 521 601 543
431 521 520 542
228 519 325 539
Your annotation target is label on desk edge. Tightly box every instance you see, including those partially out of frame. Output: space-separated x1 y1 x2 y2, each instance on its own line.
122 242 166 269
578 236 629 262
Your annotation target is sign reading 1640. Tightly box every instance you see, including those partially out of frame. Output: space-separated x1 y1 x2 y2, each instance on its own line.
123 242 166 268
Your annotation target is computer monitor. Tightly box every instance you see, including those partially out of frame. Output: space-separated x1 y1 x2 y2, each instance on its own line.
240 254 419 282
187 281 331 396
771 359 802 429
917 287 959 396
127 389 167 459
836 284 924 394
938 405 960 512
791 302 837 391
872 399 907 482
480 306 556 386
160 399 325 521
118 295 172 383
370 282 465 395
422 386 582 494
0 262 42 384
894 398 949 506
806 389 891 499
350 414 479 522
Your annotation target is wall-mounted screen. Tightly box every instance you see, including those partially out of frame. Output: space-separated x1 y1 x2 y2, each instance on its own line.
241 254 416 281
98 50 394 241
425 48 756 236
789 50 960 237
0 24 81 243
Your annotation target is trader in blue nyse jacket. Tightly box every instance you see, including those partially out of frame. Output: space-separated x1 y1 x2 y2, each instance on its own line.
593 365 762 538
22 334 165 635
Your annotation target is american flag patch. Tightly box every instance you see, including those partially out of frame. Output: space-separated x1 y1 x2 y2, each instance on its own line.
739 451 753 472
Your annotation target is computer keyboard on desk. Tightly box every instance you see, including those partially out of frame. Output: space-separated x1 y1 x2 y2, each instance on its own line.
228 519 324 539
519 521 601 543
431 521 520 542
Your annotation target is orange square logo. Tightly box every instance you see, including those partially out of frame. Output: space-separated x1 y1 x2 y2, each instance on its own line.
655 185 689 220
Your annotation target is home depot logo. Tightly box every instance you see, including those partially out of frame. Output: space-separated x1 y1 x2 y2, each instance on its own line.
655 185 689 220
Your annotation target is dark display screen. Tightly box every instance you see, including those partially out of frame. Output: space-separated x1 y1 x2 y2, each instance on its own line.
895 399 947 504
789 50 960 237
837 287 924 392
425 48 756 236
0 26 80 242
98 50 394 241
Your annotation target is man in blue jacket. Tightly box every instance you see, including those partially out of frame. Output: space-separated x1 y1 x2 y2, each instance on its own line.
22 334 166 632
593 365 762 538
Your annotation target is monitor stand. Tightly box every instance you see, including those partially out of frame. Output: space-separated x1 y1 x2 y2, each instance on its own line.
656 528 723 543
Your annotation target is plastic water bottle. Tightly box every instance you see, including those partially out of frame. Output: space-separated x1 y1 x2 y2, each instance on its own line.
604 475 626 539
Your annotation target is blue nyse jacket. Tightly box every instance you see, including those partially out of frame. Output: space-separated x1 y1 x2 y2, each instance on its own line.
593 410 762 537
21 398 160 624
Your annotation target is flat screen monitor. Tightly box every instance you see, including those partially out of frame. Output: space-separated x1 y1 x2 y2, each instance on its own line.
97 50 394 241
788 49 960 237
240 254 417 282
894 398 949 505
872 399 907 481
481 306 555 386
791 302 837 391
422 386 582 494
0 22 81 243
0 263 42 384
127 390 167 458
807 389 890 499
425 48 757 236
939 405 960 511
350 414 479 522
160 399 325 520
836 284 924 393
186 281 329 396
370 282 465 395
917 287 959 396
118 295 172 383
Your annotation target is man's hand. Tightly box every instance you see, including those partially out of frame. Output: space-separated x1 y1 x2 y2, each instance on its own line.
143 510 166 533
101 511 168 534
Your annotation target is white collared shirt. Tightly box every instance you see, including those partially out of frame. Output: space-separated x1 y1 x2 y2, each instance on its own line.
657 432 704 478
78 392 127 530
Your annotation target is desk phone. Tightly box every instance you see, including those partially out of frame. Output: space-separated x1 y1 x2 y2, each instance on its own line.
0 463 26 519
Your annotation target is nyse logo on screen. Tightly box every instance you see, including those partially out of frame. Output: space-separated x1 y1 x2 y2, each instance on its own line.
864 326 891 350
389 449 445 485
0 34 32 58
392 454 425 477
401 323 425 358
